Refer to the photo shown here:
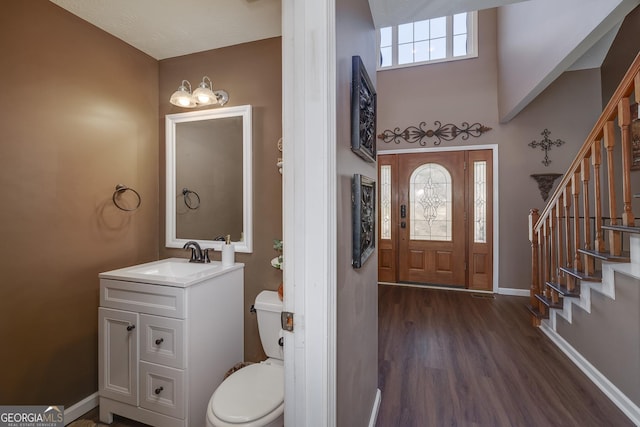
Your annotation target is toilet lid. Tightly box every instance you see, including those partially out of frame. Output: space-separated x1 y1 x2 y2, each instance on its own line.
211 362 284 423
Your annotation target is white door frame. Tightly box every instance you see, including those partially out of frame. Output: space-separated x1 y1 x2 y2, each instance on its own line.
282 0 337 426
381 144 500 293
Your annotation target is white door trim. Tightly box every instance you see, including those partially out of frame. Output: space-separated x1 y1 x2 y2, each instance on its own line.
380 144 500 293
282 0 337 425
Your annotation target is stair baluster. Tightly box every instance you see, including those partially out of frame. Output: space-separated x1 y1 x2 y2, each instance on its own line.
529 51 640 326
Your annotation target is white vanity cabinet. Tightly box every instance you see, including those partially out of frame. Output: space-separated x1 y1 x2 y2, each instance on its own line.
98 260 244 427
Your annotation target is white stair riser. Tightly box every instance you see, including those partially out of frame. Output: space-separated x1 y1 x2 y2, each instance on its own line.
631 235 639 265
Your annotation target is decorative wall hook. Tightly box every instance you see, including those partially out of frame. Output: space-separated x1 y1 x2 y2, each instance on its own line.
276 137 283 174
377 121 491 146
531 173 562 202
529 129 565 166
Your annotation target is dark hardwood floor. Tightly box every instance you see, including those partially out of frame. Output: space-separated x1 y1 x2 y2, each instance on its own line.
376 284 633 427
77 284 632 427
72 407 150 426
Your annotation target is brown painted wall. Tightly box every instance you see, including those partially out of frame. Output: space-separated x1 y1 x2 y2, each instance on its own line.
0 1 159 405
159 38 283 362
377 8 603 290
336 0 379 425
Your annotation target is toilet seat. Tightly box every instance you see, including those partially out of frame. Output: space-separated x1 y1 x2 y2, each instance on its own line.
208 362 284 426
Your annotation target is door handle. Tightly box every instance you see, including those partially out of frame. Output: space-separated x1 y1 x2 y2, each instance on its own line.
400 204 406 218
400 221 406 229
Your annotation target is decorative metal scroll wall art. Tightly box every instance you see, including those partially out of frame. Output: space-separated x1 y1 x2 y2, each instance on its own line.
530 173 562 202
352 174 376 269
351 56 377 162
378 121 492 146
529 129 565 167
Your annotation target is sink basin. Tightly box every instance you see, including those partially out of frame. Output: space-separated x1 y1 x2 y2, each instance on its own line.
99 258 239 287
128 260 220 277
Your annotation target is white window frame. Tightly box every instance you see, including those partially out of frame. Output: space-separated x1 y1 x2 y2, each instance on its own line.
377 11 478 71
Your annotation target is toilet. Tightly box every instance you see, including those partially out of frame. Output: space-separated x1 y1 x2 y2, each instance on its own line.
206 290 284 427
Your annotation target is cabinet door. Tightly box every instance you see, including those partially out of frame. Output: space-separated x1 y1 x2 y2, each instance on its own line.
99 307 138 406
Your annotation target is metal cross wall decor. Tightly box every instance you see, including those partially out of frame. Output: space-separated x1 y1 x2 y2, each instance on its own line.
529 129 565 166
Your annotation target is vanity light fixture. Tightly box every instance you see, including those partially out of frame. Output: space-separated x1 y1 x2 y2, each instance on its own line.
170 80 196 108
169 76 229 108
193 76 216 105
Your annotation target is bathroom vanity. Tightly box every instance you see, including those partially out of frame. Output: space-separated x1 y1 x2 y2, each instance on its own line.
98 258 244 427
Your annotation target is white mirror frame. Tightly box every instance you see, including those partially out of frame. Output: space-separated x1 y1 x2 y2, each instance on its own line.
165 105 253 252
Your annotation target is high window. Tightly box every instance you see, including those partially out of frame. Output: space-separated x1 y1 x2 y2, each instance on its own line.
378 11 477 70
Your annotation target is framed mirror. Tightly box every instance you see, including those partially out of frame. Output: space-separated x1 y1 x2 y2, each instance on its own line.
166 105 252 252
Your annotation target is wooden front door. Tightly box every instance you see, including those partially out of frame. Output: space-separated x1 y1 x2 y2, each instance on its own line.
378 150 493 290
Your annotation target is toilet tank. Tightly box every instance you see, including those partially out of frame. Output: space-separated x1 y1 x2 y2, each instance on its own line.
254 290 283 360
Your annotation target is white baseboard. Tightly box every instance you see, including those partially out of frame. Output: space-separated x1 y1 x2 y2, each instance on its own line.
497 288 529 297
64 392 98 425
368 388 381 427
539 323 640 426
379 282 529 297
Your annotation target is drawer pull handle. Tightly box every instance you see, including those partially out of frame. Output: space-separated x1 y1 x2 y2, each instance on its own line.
155 338 164 346
155 386 164 395
126 324 136 332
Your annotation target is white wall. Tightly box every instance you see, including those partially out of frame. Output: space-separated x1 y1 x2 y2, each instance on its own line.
497 0 639 122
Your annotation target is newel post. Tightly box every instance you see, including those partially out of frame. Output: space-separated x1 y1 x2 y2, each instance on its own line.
529 209 541 326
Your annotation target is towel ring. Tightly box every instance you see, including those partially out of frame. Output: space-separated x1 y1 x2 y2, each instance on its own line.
112 184 141 211
182 188 201 210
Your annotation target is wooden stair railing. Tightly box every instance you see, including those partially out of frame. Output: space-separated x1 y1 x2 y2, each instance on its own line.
528 51 640 326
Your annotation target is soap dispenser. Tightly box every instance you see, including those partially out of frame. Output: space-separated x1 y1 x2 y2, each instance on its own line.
221 235 235 268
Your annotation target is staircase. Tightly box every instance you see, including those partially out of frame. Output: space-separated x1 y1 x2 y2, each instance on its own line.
528 51 640 425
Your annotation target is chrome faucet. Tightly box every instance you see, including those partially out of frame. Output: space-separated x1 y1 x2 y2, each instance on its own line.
183 241 210 263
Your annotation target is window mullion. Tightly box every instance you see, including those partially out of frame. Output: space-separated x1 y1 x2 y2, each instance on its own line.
392 25 398 66
446 15 453 59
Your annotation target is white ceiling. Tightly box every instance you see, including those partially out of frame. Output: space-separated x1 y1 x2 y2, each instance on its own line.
368 0 528 28
50 0 532 60
49 0 282 60
49 0 614 71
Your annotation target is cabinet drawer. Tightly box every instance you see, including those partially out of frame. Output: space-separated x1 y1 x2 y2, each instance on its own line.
140 314 185 369
100 279 185 318
139 361 185 419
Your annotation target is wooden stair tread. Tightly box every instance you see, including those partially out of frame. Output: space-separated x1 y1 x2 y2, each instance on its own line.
535 293 563 309
558 267 602 282
601 224 640 234
526 304 549 320
576 248 630 263
545 281 581 297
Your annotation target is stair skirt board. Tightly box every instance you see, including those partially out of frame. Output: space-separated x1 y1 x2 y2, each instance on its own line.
64 392 99 426
539 324 640 426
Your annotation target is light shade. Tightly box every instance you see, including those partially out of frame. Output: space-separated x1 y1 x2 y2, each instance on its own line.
192 76 217 106
170 80 196 107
